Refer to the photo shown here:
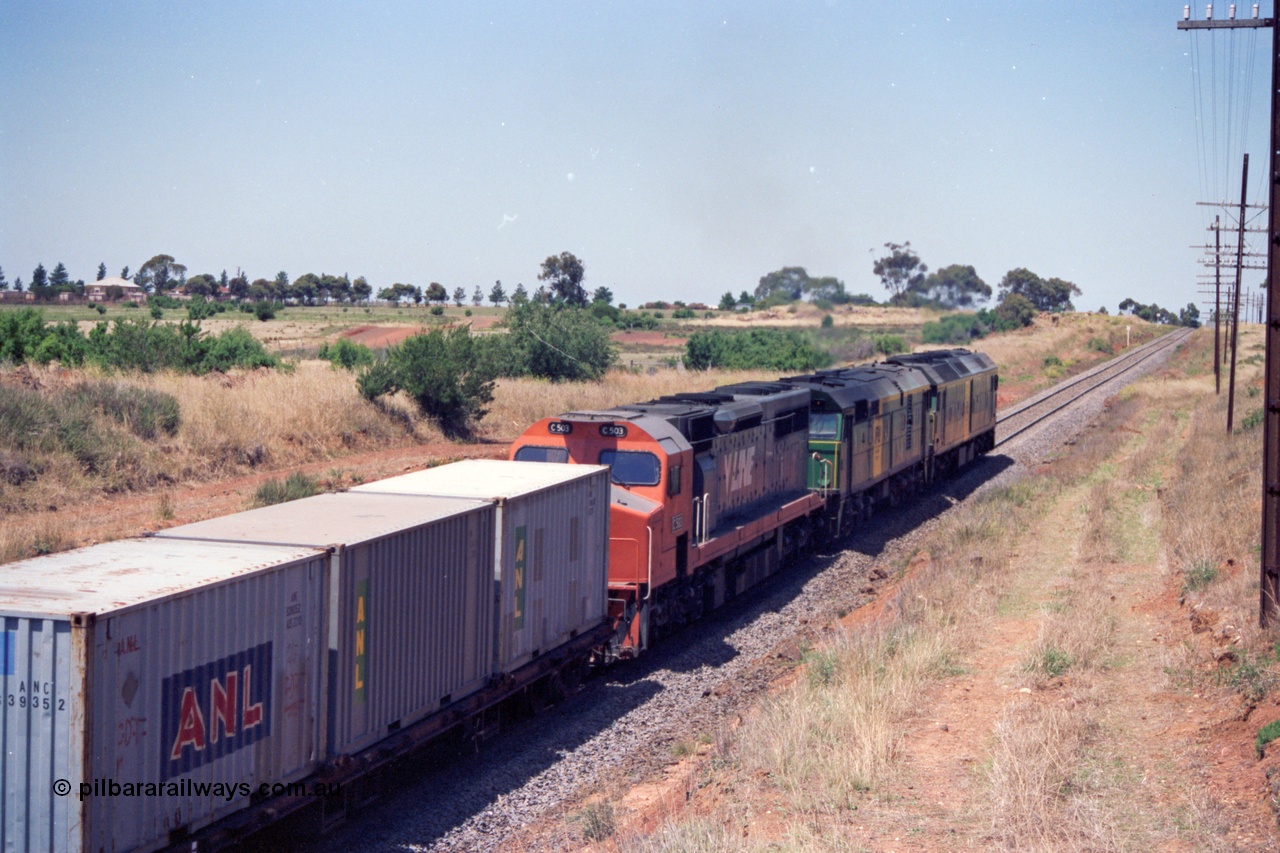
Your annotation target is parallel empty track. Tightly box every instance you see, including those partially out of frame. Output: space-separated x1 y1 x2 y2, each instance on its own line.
995 328 1192 447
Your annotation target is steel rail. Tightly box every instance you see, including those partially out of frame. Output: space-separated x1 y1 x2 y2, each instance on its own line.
995 328 1193 448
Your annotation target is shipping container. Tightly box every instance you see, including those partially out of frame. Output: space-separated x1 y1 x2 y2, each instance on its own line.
0 537 327 853
154 492 495 757
351 460 610 673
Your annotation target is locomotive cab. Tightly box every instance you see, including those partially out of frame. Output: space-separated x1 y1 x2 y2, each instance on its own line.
512 412 693 656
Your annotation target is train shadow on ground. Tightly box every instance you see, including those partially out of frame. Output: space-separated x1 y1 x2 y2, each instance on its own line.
838 452 1016 560
266 674 664 853
612 451 1017 680
279 453 1016 852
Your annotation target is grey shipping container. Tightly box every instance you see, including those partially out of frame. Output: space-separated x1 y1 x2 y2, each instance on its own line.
0 537 327 853
352 460 610 673
154 492 495 757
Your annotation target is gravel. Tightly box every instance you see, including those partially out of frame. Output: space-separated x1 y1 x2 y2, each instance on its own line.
303 338 1185 853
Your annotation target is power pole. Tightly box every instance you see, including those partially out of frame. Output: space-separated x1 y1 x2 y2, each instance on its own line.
1229 154 1249 433
1179 2 1280 624
1217 214 1222 392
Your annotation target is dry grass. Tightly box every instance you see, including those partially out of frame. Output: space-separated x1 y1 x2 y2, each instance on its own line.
980 314 1166 407
737 624 954 811
983 697 1113 851
148 362 416 473
1159 326 1272 648
621 818 864 853
721 479 1041 822
479 368 778 438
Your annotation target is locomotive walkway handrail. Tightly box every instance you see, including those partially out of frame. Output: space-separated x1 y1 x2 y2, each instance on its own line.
995 327 1193 448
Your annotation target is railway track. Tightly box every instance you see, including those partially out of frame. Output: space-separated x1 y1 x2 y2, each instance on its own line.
995 327 1193 447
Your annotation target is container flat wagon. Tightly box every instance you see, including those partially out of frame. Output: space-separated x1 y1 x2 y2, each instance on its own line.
0 538 328 853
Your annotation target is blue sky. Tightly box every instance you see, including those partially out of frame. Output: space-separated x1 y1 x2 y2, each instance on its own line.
0 1 1269 312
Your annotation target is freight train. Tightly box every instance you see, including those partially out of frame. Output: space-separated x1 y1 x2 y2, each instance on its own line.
0 348 995 852
510 347 997 658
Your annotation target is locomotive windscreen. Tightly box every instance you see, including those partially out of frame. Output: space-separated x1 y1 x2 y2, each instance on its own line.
513 445 570 463
809 412 840 440
599 449 661 486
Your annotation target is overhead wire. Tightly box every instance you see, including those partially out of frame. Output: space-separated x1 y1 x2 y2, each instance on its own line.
1187 19 1270 299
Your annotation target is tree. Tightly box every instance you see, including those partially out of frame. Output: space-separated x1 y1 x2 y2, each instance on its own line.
538 252 587 306
755 267 808 303
291 273 321 305
96 263 107 281
185 274 218 297
500 301 615 381
685 328 830 371
512 282 529 305
31 264 47 290
918 264 991 308
489 280 507 306
228 273 250 300
997 269 1080 313
803 275 849 304
738 290 755 307
352 276 372 303
120 266 131 281
357 325 496 437
872 242 927 304
412 286 423 306
377 283 418 303
718 291 737 311
472 285 484 306
425 282 447 304
14 277 24 293
49 263 69 288
0 267 7 291
249 279 273 301
1041 278 1081 313
591 286 614 305
137 254 186 293
1179 303 1201 329
320 273 350 303
452 286 466 307
994 292 1036 328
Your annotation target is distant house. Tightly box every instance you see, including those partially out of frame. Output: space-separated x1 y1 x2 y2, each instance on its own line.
87 276 147 303
0 290 35 302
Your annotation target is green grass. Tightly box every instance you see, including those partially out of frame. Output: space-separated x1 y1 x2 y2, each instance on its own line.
1025 644 1074 678
1181 561 1219 594
252 472 322 507
1240 408 1265 430
1256 719 1280 758
1218 651 1277 703
574 802 615 842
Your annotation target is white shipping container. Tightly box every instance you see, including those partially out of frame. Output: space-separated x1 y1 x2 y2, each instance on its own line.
351 460 610 672
0 537 328 853
154 492 496 757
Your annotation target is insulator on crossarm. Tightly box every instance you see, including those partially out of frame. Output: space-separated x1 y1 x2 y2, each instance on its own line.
1254 4 1260 18
1184 5 1192 20
1206 3 1213 19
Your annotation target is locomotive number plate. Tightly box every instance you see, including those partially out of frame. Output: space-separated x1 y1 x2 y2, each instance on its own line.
548 421 573 435
599 424 628 438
